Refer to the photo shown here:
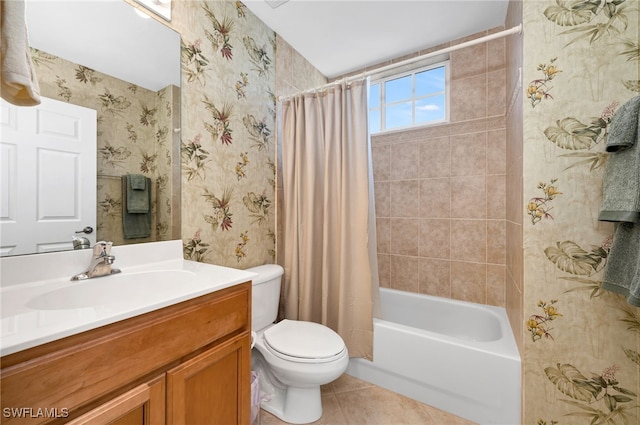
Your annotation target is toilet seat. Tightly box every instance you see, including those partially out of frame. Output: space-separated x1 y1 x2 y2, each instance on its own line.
263 320 346 364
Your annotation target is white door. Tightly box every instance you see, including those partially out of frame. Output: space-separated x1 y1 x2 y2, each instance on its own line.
0 97 97 256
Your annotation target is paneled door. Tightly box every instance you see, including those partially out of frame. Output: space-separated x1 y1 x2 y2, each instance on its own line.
0 97 96 256
166 335 251 425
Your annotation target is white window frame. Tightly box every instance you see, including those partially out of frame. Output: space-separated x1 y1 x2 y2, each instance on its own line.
369 60 450 134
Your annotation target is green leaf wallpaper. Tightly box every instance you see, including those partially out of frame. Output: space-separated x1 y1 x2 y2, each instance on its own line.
174 0 276 268
523 0 639 423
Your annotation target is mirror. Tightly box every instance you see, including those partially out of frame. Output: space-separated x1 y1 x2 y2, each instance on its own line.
0 0 181 256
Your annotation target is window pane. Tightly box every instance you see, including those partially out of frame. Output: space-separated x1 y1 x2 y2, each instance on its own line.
415 94 445 124
385 102 412 129
415 66 445 97
385 76 412 103
369 109 380 133
369 83 380 108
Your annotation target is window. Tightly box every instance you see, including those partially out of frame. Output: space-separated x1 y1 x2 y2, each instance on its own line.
369 62 449 134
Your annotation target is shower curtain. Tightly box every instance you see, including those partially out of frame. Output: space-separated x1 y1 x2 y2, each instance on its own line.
280 79 379 360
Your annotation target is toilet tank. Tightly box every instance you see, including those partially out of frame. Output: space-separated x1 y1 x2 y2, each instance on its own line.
246 264 284 331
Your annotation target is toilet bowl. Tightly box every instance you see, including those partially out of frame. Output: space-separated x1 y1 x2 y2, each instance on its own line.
248 265 349 424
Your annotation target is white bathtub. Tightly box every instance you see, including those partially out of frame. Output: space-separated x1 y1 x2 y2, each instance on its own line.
347 288 521 425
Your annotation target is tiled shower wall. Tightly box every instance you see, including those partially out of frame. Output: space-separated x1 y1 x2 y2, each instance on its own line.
372 28 507 306
504 0 524 353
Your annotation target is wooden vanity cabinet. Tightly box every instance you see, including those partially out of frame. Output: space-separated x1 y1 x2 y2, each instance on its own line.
0 282 252 425
67 376 165 425
167 335 249 425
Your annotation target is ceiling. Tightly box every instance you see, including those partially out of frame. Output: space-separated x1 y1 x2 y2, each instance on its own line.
24 1 509 89
243 0 510 79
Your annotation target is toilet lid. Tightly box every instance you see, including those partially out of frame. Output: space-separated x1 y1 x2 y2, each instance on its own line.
263 319 346 360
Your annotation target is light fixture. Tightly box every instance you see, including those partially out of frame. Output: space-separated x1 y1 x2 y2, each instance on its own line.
133 0 171 21
265 0 289 9
135 8 151 19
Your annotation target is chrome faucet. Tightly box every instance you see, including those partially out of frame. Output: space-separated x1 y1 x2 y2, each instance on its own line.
71 241 122 281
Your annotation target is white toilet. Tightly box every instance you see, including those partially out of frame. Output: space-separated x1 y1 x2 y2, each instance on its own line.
248 264 348 424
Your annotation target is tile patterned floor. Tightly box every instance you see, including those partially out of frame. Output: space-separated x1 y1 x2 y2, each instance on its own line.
258 373 478 425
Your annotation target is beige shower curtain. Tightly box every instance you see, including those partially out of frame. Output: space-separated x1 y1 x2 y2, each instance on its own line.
280 79 378 360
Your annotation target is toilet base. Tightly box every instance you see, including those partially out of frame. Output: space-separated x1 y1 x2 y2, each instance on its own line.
261 385 322 424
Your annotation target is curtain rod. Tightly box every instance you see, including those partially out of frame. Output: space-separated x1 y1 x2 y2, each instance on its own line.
278 24 522 101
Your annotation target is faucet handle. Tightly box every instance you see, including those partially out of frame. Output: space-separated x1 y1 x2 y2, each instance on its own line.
93 241 113 255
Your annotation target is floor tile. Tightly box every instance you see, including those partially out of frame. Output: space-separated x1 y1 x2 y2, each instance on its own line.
335 385 435 425
258 374 478 425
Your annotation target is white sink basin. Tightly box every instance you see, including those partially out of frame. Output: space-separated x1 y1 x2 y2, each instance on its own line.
26 270 197 310
1 240 258 357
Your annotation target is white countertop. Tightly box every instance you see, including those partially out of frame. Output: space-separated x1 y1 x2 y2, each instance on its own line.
0 240 257 357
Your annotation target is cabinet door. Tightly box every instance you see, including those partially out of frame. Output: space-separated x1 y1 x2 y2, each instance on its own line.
166 334 251 425
66 376 165 425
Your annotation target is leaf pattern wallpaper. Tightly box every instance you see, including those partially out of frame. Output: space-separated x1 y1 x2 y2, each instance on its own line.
521 0 639 423
172 1 277 267
30 0 640 422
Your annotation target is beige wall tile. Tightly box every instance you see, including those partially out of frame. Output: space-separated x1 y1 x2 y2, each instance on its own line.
369 29 511 311
487 219 506 264
390 180 420 217
487 69 506 117
374 181 391 218
486 115 507 130
450 261 486 304
487 36 506 72
451 176 486 218
376 218 390 254
486 174 506 219
378 254 391 288
450 74 487 122
506 160 523 225
390 255 420 292
486 264 506 307
505 220 522 292
390 219 420 256
450 132 487 176
419 136 450 178
390 142 420 180
505 271 523 354
419 219 450 259
372 131 402 145
451 43 487 80
487 129 506 174
419 258 451 298
450 219 487 263
420 178 451 218
450 118 486 135
372 144 391 182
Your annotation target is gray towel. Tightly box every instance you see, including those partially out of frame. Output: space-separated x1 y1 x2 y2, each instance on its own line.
602 222 640 307
122 176 151 239
598 96 640 307
598 96 640 223
130 174 147 190
126 174 150 213
606 96 640 152
1 0 41 106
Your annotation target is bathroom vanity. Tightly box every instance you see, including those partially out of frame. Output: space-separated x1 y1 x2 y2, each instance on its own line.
0 241 256 425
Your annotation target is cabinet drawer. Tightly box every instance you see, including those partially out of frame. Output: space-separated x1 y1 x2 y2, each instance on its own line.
1 282 250 425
